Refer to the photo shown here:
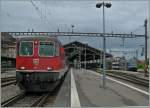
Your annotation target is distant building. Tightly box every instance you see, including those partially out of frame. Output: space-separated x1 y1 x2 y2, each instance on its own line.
1 32 16 68
1 32 16 58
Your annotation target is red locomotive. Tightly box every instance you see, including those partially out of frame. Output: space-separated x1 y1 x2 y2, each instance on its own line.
16 36 68 92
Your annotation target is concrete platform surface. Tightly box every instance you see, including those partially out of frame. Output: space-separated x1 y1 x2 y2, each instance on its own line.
72 68 149 107
44 70 71 107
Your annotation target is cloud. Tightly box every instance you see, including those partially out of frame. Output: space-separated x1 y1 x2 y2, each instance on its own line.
0 0 148 59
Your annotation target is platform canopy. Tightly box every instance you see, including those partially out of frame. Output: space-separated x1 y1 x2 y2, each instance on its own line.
63 41 112 62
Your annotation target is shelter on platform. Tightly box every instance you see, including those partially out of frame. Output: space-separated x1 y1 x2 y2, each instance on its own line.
64 41 112 69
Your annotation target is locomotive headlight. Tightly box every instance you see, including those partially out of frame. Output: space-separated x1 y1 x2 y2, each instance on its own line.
34 41 38 45
20 66 26 70
47 67 52 71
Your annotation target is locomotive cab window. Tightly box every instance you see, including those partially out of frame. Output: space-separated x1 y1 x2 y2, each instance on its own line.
55 43 60 56
19 41 33 56
39 42 55 56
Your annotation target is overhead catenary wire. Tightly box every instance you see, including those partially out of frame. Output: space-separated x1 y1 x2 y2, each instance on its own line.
132 25 144 34
30 0 56 31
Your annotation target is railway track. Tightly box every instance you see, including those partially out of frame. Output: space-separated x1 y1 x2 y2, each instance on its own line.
1 92 52 107
1 77 16 82
1 92 25 107
1 77 16 87
106 73 148 87
1 71 68 107
1 84 62 107
1 69 69 107
94 69 149 87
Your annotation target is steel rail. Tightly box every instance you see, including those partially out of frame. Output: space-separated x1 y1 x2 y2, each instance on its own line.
1 92 25 107
119 74 148 84
1 77 16 87
1 80 16 87
97 69 149 82
31 93 50 107
94 69 149 87
1 77 16 82
106 70 149 83
106 73 148 87
1 93 50 107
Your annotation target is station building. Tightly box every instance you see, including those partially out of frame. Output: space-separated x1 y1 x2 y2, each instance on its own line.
1 32 16 68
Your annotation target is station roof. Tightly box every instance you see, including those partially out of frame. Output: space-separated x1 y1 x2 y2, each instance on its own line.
63 41 112 62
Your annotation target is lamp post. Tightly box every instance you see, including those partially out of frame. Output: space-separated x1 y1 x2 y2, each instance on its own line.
69 25 75 43
72 44 76 68
79 47 81 69
84 43 87 69
71 24 75 33
144 19 148 77
96 2 112 88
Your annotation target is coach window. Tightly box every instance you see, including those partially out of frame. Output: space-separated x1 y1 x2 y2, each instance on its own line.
19 41 33 56
39 42 54 56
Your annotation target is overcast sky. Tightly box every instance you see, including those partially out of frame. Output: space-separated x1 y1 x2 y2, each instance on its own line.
0 0 149 59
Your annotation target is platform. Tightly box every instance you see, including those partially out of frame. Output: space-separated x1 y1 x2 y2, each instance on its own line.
71 68 149 107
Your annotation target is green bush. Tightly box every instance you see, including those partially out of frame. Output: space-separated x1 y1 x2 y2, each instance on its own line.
137 64 144 69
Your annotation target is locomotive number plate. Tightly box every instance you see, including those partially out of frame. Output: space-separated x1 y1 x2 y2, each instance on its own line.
33 59 39 65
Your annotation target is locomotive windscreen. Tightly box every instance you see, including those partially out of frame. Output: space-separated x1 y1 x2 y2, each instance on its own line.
19 41 33 56
39 42 55 56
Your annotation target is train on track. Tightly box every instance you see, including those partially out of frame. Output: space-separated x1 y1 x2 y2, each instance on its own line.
16 36 68 92
127 58 137 71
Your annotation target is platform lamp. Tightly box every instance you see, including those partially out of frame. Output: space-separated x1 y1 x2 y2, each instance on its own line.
84 43 87 69
96 1 112 88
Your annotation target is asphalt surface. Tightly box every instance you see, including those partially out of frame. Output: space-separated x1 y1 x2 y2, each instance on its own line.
73 68 149 107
